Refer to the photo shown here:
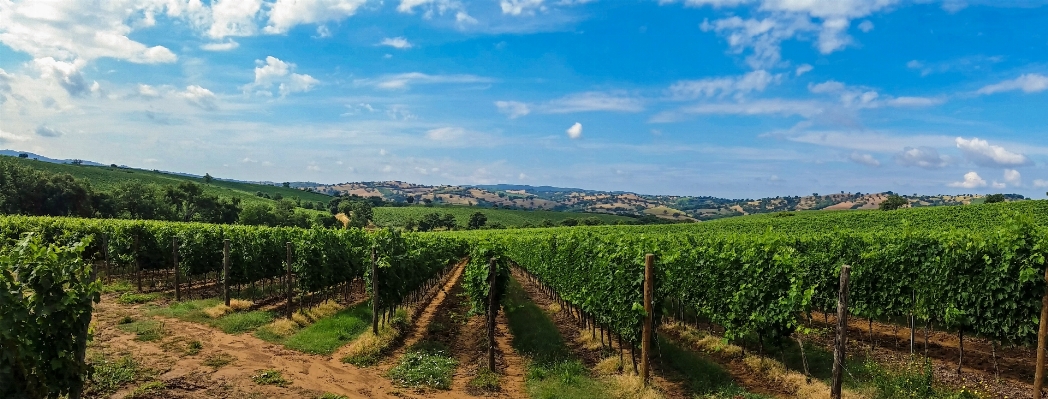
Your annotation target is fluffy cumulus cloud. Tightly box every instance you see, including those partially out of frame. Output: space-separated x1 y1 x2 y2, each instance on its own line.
948 171 987 189
976 73 1048 95
668 70 778 100
242 56 319 97
674 0 897 68
495 101 531 118
264 0 367 34
180 85 218 110
849 152 879 167
379 37 414 49
209 0 263 38
31 57 90 96
1004 169 1021 186
566 122 583 139
894 146 948 169
955 137 1030 168
355 72 491 90
0 0 180 64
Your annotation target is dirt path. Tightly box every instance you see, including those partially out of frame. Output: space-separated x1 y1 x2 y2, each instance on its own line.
93 297 465 399
88 260 497 399
509 268 693 399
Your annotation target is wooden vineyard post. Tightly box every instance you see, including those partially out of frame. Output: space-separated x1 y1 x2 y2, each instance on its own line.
641 253 654 385
285 242 293 320
173 237 180 301
134 235 142 292
102 234 111 284
832 265 851 399
223 239 231 307
488 257 498 372
371 247 379 334
1035 266 1048 398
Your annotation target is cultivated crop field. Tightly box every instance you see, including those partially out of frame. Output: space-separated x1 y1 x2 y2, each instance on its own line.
373 205 635 228
4 200 1048 398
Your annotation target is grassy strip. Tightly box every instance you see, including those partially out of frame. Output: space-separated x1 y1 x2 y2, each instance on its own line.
283 302 372 354
147 299 273 334
387 341 458 390
654 335 770 399
503 278 612 399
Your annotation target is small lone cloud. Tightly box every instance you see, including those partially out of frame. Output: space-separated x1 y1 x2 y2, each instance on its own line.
948 171 987 189
378 37 413 49
35 125 64 138
566 122 582 139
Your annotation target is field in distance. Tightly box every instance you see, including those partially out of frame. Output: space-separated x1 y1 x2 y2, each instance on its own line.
373 205 635 228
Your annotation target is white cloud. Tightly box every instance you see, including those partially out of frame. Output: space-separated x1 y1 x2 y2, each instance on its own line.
397 0 462 17
653 99 823 122
180 85 218 110
425 127 466 141
894 146 949 169
137 84 161 98
379 37 414 49
495 101 531 118
991 181 1006 189
242 56 319 97
355 72 492 90
808 80 943 108
955 137 1030 167
32 57 89 96
668 70 778 100
501 0 546 15
948 171 987 189
264 0 367 34
35 125 64 138
543 92 644 113
857 20 873 32
678 0 898 68
1004 169 1021 186
795 64 813 76
315 25 332 38
209 0 264 38
201 40 240 52
566 122 583 139
849 152 879 167
976 73 1048 95
0 129 30 144
0 1 179 64
1034 179 1048 188
456 11 479 24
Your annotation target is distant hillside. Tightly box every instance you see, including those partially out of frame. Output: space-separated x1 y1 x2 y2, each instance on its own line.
0 154 333 207
307 181 1026 221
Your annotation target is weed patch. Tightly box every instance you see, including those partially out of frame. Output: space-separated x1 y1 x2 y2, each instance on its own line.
387 342 458 390
118 292 161 304
84 354 144 397
117 319 165 342
203 352 236 369
125 380 166 399
283 302 370 355
252 369 290 387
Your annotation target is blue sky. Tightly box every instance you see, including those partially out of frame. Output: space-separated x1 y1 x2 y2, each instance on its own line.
2 0 1048 198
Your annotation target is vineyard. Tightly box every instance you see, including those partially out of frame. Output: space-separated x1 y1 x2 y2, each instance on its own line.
3 200 1048 398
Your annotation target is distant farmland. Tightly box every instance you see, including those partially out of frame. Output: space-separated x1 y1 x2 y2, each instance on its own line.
373 205 634 228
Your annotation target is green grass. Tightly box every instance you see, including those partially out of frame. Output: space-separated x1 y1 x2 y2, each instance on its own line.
102 280 134 293
656 335 772 398
387 341 459 390
116 319 165 341
282 302 372 355
147 299 273 334
502 278 611 399
126 381 166 399
84 354 146 397
468 368 502 392
373 205 634 229
118 292 162 304
212 311 274 334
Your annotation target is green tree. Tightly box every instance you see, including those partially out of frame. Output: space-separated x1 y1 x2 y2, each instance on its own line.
239 202 277 226
350 201 373 228
204 173 213 185
560 218 579 227
984 193 1006 204
282 182 290 188
879 194 908 211
468 212 487 229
